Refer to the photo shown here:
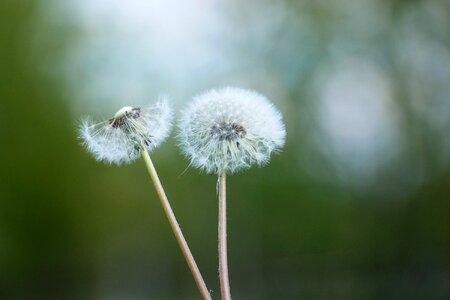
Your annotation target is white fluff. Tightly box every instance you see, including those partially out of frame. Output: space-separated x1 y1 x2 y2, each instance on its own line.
79 98 173 165
178 87 286 174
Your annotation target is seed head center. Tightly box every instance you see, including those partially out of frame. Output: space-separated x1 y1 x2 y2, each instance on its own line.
110 107 141 128
211 122 247 141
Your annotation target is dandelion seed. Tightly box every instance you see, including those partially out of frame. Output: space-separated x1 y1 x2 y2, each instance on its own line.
178 87 286 174
79 98 173 164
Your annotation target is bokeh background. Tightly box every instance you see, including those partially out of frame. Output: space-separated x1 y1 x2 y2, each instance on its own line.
1 0 449 299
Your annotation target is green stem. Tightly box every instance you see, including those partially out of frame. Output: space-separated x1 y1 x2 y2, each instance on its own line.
141 149 211 300
218 171 231 300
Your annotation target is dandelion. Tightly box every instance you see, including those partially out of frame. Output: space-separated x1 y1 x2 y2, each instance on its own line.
79 98 211 300
80 99 172 164
178 87 286 299
178 87 285 174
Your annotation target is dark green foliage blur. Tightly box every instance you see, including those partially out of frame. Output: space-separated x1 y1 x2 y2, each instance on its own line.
0 0 449 299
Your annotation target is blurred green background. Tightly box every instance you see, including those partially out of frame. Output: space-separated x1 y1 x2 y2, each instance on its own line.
1 0 449 299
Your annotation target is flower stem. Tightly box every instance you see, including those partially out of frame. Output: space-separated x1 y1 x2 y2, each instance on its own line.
218 171 232 300
141 149 211 300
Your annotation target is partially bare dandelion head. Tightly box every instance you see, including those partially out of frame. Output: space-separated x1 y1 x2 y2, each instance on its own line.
178 87 286 174
79 98 172 164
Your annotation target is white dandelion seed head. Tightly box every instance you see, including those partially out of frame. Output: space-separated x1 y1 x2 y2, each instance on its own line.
178 87 286 175
79 98 173 165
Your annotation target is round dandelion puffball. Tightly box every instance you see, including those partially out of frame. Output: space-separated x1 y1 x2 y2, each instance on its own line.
178 87 286 174
79 98 173 165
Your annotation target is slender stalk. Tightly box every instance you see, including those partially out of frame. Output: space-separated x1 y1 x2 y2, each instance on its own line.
218 171 231 300
141 149 211 300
